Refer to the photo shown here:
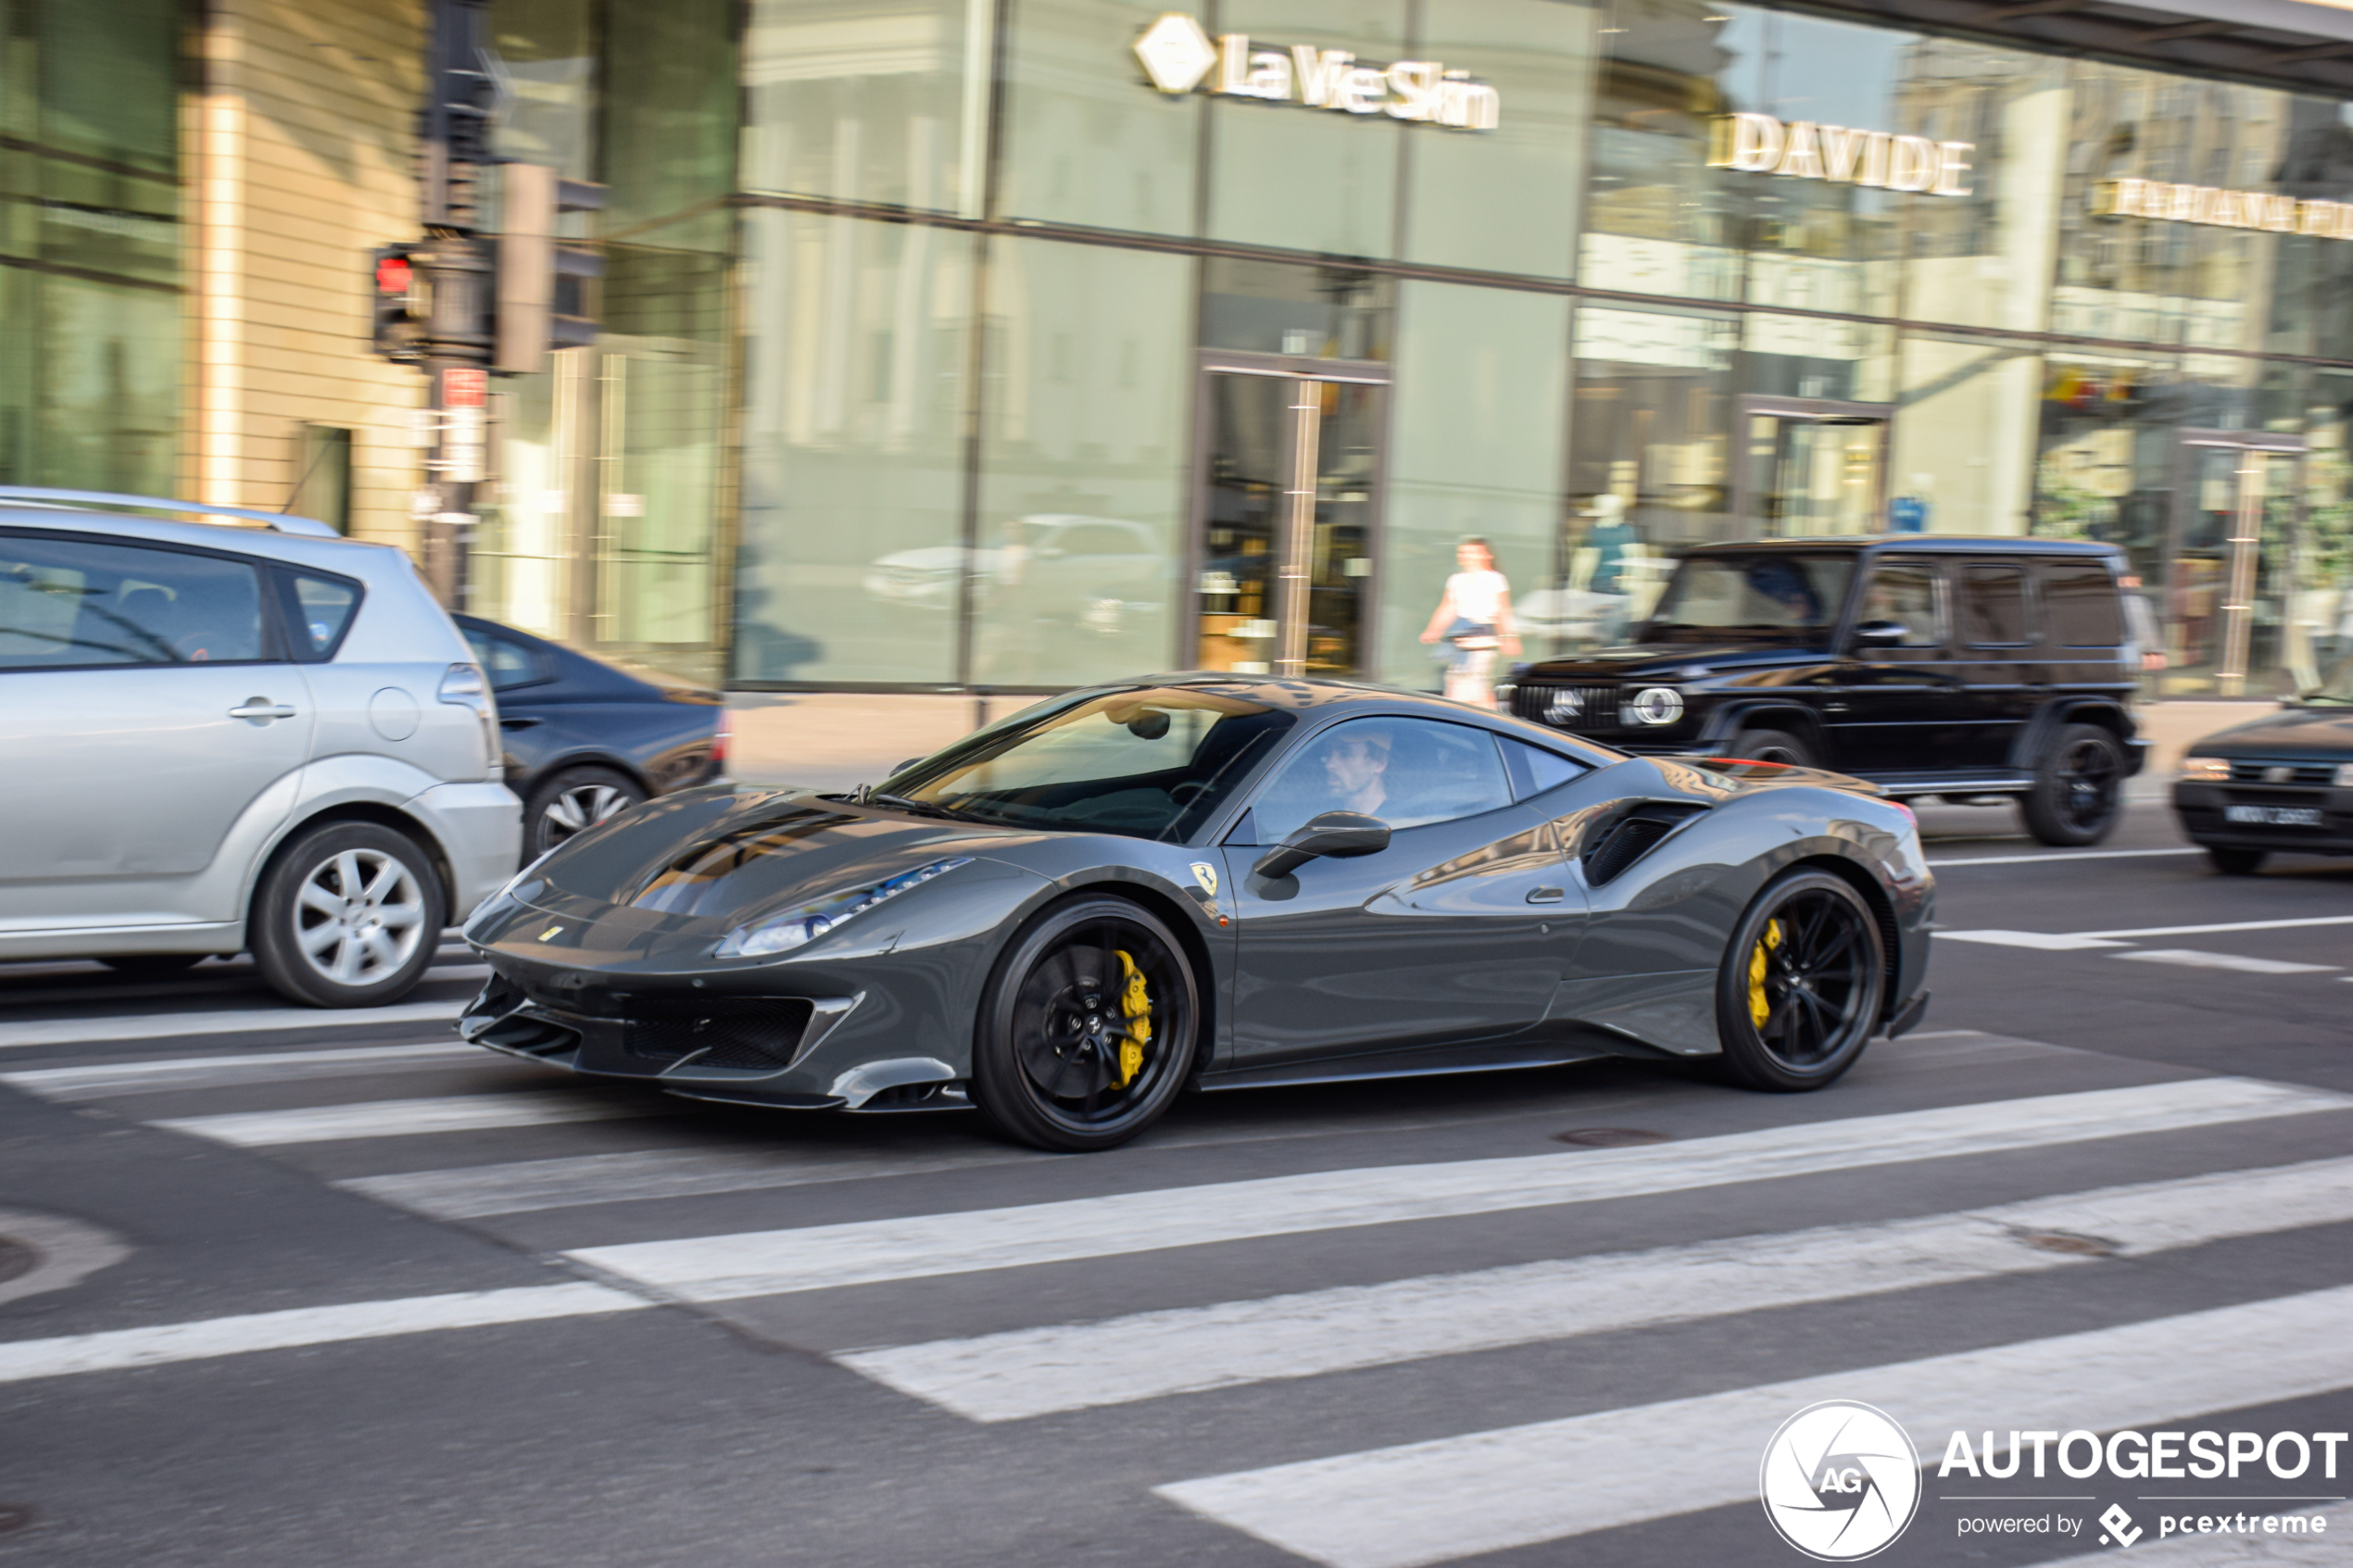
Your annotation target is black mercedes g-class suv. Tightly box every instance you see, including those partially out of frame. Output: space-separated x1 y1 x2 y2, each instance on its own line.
1502 536 2149 846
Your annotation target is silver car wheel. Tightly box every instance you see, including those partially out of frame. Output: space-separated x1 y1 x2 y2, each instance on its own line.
291 847 428 988
545 783 629 843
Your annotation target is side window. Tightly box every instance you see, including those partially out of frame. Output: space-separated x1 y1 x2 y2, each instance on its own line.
463 627 546 690
1244 718 1515 842
1961 566 2030 646
1498 735 1588 800
2044 564 2123 647
277 570 362 661
0 533 264 670
1856 562 1943 647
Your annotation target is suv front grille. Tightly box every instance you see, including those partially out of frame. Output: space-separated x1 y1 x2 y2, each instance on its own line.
2228 759 2334 786
1513 683 1621 732
623 998 816 1071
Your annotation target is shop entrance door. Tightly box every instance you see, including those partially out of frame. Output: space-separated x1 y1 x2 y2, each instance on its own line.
1734 397 1893 536
2168 432 2306 696
1190 355 1387 677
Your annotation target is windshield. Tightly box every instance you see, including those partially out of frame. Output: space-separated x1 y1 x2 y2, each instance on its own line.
880 687 1297 839
1641 553 1856 642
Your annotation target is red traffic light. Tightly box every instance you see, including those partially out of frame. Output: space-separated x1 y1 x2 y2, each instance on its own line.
375 256 413 294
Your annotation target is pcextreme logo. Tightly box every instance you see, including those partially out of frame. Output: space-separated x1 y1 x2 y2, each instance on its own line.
1760 1400 1923 1561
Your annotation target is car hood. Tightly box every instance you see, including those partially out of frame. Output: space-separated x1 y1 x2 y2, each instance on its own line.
490 786 1043 953
2186 706 2353 759
1519 642 1825 680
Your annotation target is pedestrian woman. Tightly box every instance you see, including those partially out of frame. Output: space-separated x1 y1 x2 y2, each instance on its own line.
1419 535 1520 709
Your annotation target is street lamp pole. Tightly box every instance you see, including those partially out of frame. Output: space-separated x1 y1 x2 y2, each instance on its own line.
412 0 495 608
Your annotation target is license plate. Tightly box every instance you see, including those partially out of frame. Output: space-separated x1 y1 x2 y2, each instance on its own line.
2224 805 2324 827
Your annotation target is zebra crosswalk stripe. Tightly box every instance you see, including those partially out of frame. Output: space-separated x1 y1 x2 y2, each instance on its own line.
152 1091 667 1148
0 1000 464 1050
1 1043 482 1099
837 1155 2353 1422
1153 1284 2353 1568
565 1078 2348 1301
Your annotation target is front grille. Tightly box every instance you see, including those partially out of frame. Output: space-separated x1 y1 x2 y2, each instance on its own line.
2228 759 2335 786
1513 682 1622 733
623 998 815 1070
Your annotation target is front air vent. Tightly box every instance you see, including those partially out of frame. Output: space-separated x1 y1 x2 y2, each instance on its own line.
623 997 817 1070
1582 802 1707 886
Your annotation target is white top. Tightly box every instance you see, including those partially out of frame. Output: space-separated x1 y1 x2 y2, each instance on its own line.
1446 569 1509 627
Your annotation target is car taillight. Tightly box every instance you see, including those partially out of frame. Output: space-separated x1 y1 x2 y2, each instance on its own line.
711 711 731 774
438 662 500 780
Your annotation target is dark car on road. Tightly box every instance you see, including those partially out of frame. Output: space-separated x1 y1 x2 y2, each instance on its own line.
1501 536 2148 846
454 615 726 862
2172 667 2353 873
460 676 1931 1152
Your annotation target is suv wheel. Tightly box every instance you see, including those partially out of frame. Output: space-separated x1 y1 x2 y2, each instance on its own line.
526 766 646 860
2020 723 2123 847
2207 847 2267 876
1725 728 1814 768
250 822 447 1008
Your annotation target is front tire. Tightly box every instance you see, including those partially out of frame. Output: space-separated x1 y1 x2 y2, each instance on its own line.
1726 728 1815 768
250 822 447 1008
971 896 1198 1152
2020 723 2124 846
2206 846 2267 875
1715 870 1886 1092
525 765 647 861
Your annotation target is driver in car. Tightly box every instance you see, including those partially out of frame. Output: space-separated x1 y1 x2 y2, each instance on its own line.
1745 558 1822 626
1322 727 1393 819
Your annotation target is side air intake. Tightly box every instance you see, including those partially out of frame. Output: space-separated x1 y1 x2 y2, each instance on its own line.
1583 803 1707 886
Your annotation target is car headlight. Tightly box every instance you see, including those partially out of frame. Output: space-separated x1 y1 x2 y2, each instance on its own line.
714 857 973 960
1623 686 1685 725
2177 756 2231 783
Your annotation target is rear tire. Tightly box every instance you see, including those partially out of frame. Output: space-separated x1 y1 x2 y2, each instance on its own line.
971 896 1198 1152
2020 723 2123 846
2206 846 2267 876
1715 870 1886 1092
525 765 647 861
250 822 447 1008
1725 728 1814 768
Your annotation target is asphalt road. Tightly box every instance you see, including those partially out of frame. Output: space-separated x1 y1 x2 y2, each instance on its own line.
1 799 2348 1568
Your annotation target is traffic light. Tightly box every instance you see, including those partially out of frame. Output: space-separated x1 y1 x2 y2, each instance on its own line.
370 243 426 361
494 165 604 374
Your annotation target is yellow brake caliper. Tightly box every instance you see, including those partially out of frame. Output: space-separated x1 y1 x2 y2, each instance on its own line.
1114 949 1152 1087
1746 919 1783 1029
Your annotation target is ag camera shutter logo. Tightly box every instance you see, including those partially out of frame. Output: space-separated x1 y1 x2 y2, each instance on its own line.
1760 1400 1921 1560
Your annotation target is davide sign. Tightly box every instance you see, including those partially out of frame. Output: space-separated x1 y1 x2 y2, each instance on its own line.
1708 111 1974 196
1133 12 1500 131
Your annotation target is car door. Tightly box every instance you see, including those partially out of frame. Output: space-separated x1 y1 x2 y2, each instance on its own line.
1827 557 1965 773
1952 561 2039 770
0 530 311 934
1218 715 1586 1070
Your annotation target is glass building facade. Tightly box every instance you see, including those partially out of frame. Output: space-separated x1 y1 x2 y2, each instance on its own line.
682 0 2353 701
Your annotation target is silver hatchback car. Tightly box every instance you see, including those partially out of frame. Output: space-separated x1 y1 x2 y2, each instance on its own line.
0 489 522 1006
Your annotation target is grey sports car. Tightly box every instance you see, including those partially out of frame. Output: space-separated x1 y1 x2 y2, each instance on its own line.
459 676 1933 1151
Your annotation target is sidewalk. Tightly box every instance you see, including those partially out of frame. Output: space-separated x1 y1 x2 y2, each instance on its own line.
726 690 2279 795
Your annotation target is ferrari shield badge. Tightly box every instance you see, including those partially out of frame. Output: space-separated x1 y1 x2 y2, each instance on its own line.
1189 861 1218 897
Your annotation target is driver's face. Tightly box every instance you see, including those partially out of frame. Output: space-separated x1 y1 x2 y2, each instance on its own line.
1325 738 1387 796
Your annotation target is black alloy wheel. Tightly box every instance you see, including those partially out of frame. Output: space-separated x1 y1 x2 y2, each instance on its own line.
1725 728 1815 769
2020 723 2123 847
972 896 1198 1151
1715 869 1886 1092
2207 846 2268 875
525 765 647 860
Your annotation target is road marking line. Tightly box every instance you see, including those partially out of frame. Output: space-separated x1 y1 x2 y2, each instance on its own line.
1925 847 2199 867
0 1283 652 1385
154 1092 669 1147
0 1000 464 1051
2086 914 2353 939
838 1157 2353 1422
563 1078 2347 1302
1 1043 484 1099
1152 1284 2353 1568
2116 949 2341 976
1936 930 2133 950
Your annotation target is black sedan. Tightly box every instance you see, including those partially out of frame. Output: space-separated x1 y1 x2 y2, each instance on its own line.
2171 671 2353 873
459 676 1932 1151
455 615 727 862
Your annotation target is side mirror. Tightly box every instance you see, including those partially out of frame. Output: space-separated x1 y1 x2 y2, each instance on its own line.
1252 810 1391 880
1851 620 1909 649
